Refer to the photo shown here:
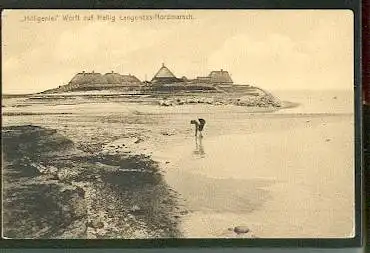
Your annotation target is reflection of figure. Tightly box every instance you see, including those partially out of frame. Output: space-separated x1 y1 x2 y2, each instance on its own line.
190 118 206 138
194 135 205 157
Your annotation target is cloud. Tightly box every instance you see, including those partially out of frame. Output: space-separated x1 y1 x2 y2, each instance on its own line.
207 34 311 88
207 25 353 90
3 21 174 93
2 10 353 93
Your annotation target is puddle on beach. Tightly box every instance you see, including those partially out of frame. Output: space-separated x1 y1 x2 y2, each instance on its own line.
163 135 275 238
192 137 206 158
166 168 273 214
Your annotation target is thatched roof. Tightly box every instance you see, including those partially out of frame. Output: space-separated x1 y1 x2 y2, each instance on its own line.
70 72 108 85
103 73 141 85
68 71 141 87
208 69 233 84
152 64 177 80
104 72 123 84
121 75 141 84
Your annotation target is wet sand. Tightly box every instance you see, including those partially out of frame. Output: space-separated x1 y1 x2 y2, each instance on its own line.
95 108 354 238
158 117 354 238
2 90 355 238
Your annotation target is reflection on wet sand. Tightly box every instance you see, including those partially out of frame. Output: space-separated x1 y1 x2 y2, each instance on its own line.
166 170 274 214
193 136 205 158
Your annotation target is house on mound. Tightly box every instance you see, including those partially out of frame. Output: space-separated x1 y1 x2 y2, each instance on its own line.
43 71 142 93
151 63 183 84
145 64 217 92
69 71 108 87
209 69 233 84
103 71 141 88
194 69 233 86
41 65 255 95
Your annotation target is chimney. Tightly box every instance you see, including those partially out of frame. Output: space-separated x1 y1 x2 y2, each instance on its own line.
221 69 223 72
92 70 94 73
111 70 114 73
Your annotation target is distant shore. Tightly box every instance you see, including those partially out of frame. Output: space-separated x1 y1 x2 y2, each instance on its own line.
2 91 298 112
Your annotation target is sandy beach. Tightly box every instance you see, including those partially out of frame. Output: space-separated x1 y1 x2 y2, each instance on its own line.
160 116 354 238
1 89 355 239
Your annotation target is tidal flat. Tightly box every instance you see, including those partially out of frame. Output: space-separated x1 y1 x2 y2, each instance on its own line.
2 90 354 238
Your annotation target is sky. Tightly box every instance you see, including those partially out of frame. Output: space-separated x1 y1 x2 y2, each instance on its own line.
2 10 353 94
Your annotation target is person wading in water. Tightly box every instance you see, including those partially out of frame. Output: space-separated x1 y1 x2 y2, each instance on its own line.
190 118 206 138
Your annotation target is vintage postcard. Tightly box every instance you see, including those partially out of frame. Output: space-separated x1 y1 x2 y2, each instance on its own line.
2 9 355 239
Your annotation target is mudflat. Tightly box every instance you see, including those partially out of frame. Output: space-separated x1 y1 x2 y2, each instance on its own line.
2 90 354 239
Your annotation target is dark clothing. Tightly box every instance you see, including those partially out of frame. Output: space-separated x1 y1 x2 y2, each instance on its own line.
190 119 206 137
198 119 206 131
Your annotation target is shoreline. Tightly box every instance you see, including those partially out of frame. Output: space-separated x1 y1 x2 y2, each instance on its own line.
1 112 355 238
3 91 293 111
92 110 354 238
1 89 355 238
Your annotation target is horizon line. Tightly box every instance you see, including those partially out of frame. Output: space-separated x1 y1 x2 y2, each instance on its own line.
2 88 355 96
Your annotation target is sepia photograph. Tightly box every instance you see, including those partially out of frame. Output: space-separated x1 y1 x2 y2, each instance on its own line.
2 9 355 239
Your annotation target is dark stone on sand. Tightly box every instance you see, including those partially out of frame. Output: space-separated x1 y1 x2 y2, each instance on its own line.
75 187 85 198
88 220 104 229
161 131 174 136
134 138 143 144
234 226 250 234
325 138 331 142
